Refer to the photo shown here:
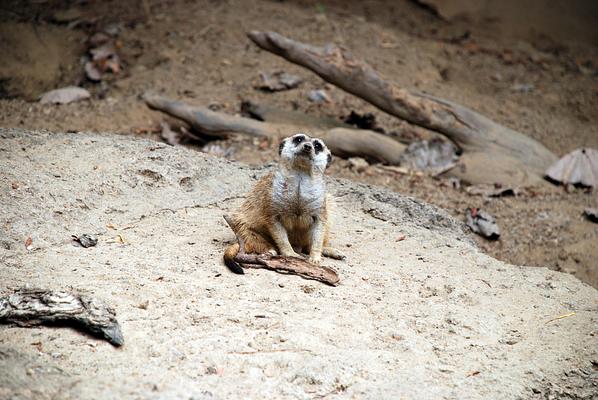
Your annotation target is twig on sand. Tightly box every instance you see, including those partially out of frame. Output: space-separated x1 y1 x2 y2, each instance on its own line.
545 312 576 324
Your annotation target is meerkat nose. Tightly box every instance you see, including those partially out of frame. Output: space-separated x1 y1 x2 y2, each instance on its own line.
302 143 313 152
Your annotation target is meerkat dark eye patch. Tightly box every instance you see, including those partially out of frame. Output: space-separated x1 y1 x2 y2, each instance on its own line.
292 135 305 145
313 140 323 153
278 139 286 155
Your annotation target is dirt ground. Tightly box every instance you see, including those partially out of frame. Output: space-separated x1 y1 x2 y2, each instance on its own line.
1 0 597 288
1 129 597 399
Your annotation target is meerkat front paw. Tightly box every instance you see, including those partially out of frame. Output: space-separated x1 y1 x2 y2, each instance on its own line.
281 249 302 259
308 254 322 265
322 247 346 260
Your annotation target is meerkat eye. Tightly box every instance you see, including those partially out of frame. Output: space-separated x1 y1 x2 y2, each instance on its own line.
313 140 323 153
292 135 305 145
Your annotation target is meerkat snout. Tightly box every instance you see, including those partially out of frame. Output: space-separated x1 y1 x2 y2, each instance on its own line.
301 142 313 154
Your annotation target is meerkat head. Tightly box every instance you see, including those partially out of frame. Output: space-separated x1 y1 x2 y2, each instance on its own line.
278 133 332 173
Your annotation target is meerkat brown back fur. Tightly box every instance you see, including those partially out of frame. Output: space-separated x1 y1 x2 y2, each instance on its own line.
223 133 345 274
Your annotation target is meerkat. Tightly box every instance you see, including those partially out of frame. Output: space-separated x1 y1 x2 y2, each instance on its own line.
223 133 345 274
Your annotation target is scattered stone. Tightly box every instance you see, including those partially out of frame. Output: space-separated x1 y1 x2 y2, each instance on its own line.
72 234 98 248
256 71 302 92
39 87 90 104
466 184 519 197
399 138 459 175
348 157 369 173
583 208 598 223
465 207 500 240
307 89 331 103
343 111 377 130
84 62 102 82
510 83 535 93
50 8 83 24
201 143 234 158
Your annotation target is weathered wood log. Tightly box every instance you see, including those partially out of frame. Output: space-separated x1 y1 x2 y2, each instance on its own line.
145 94 405 164
0 289 124 346
235 253 340 286
145 94 279 138
241 100 350 130
247 31 558 185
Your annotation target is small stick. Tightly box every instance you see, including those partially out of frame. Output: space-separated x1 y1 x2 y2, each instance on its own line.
229 348 313 355
544 312 576 324
234 253 340 286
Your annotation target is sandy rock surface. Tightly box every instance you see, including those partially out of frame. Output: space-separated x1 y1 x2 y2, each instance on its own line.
0 129 596 399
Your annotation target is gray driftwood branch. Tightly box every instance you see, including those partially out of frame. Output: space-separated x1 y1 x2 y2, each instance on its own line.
145 94 405 164
0 289 124 346
247 31 557 186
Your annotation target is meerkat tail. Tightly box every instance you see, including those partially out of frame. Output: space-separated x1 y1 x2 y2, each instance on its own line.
223 243 244 274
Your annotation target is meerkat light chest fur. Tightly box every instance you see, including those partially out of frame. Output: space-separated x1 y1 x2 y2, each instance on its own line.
224 133 345 274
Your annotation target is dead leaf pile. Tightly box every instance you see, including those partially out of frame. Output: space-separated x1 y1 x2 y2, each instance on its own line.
85 31 122 82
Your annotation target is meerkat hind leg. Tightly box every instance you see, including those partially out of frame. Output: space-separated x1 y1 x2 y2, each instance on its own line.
242 231 277 255
322 246 346 260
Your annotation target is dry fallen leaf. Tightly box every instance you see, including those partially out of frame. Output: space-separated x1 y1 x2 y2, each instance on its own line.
24 237 33 250
39 86 91 105
546 148 598 188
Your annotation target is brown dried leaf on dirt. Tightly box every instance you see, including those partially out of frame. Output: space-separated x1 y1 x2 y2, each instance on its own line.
39 86 90 104
24 236 33 250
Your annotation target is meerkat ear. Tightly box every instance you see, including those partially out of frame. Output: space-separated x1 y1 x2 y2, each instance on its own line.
326 152 332 169
278 139 286 155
